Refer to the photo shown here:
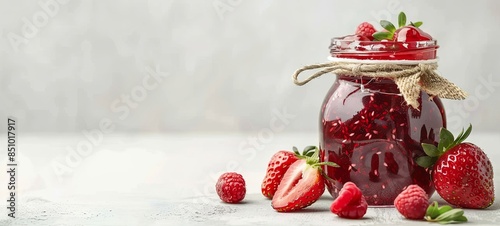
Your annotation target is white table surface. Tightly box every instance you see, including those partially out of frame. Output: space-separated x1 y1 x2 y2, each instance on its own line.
0 133 499 226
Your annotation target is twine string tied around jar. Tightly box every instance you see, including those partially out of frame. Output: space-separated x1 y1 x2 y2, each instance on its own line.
292 59 467 108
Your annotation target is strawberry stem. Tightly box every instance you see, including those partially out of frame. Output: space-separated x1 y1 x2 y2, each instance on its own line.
315 162 339 168
302 146 339 173
306 148 320 165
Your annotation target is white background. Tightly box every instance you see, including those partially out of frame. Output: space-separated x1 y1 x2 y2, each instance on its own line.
1 0 499 134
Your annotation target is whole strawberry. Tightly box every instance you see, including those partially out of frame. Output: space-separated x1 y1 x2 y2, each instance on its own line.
394 185 429 219
271 147 338 212
417 125 495 209
216 172 246 203
261 146 316 198
355 22 376 40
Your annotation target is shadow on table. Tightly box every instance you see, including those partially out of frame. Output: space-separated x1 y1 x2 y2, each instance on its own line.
485 201 500 210
280 207 331 213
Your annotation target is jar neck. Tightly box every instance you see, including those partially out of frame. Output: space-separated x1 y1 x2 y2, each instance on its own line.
337 75 396 85
336 75 401 94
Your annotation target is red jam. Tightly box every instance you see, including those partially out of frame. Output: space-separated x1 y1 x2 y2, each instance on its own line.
321 39 444 205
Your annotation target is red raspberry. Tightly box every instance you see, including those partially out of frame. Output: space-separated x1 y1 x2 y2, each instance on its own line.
337 196 368 219
216 172 246 203
330 182 368 219
394 185 429 219
355 22 376 40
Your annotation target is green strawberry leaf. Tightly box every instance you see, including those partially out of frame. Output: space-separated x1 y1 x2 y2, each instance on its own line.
426 201 440 219
372 31 393 41
435 209 465 221
438 128 455 153
380 20 396 33
398 12 407 28
411 21 423 27
426 202 468 224
437 220 459 225
455 124 472 145
455 216 468 222
416 156 437 168
453 127 465 146
302 146 317 157
306 147 320 164
431 124 474 159
438 205 453 215
422 143 439 157
293 146 300 156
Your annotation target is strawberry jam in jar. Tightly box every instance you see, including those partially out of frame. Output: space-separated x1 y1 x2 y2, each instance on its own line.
320 38 444 205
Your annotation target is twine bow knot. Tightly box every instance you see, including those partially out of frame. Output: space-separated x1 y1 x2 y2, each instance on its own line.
292 61 467 108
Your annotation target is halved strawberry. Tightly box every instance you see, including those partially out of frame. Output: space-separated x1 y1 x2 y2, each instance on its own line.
271 147 338 212
261 146 316 199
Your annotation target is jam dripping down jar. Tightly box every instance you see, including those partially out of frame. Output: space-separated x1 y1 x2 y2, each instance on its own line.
320 39 445 205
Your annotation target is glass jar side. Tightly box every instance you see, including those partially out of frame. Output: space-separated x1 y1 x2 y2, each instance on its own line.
320 75 446 205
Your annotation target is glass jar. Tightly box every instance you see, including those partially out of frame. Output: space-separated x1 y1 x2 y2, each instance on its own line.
320 39 444 205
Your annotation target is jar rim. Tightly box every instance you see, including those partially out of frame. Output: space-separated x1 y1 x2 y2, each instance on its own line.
330 38 438 53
